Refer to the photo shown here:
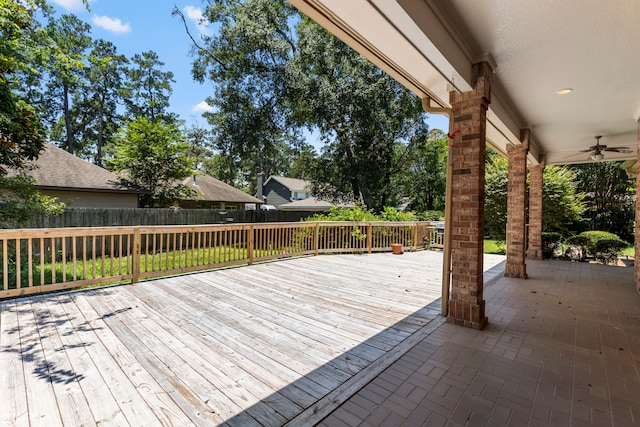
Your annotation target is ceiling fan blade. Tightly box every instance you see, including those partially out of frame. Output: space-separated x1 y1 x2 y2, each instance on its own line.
563 151 589 159
604 148 633 153
603 146 630 151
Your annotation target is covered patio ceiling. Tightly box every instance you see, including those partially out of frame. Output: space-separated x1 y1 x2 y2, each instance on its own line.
289 0 640 166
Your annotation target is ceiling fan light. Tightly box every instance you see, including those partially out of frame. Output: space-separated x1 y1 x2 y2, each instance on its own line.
590 152 604 161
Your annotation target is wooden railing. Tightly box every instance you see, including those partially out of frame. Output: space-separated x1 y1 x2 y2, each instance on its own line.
0 221 438 299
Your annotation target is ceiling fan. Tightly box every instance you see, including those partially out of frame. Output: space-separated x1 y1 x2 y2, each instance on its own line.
577 136 632 161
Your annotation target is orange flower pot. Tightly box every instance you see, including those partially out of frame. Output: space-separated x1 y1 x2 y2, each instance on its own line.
391 243 403 255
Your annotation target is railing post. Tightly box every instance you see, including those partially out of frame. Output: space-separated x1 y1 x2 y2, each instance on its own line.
132 227 141 284
367 222 373 254
413 222 418 251
248 225 254 265
314 223 319 256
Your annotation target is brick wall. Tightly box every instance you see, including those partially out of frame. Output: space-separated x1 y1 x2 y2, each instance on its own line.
527 163 545 260
505 136 528 278
447 62 492 330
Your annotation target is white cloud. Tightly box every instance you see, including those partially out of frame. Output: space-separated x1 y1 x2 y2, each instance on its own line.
192 101 214 113
183 5 211 37
50 0 86 11
92 15 132 34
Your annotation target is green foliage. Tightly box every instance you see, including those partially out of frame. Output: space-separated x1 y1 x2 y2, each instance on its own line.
178 1 428 209
306 206 417 222
566 231 627 264
121 51 176 122
484 150 585 239
378 207 418 222
0 0 47 174
484 240 506 255
175 0 303 188
0 174 64 228
542 166 585 235
570 162 635 242
484 154 508 239
306 205 378 222
541 232 563 259
396 129 448 211
417 211 445 221
107 117 195 207
292 16 429 211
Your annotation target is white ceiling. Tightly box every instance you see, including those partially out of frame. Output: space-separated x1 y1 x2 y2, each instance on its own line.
289 0 640 165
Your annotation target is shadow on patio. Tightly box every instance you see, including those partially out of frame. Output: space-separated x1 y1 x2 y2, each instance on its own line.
229 259 640 427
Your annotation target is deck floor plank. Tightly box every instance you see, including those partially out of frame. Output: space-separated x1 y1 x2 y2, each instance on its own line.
0 300 30 427
125 280 325 407
1 252 506 426
106 286 290 427
68 292 197 427
15 297 65 427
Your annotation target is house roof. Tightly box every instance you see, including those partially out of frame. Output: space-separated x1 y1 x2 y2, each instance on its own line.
181 174 262 204
12 143 141 194
264 176 310 192
278 197 353 211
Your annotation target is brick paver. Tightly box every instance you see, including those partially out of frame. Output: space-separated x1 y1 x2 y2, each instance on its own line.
318 259 640 426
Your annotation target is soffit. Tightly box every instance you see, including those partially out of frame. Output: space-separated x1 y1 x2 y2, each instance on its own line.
289 0 640 165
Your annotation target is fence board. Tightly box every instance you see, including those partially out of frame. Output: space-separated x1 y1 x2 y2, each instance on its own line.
26 208 313 229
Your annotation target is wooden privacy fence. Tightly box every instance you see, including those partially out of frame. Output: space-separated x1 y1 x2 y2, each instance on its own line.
0 221 439 299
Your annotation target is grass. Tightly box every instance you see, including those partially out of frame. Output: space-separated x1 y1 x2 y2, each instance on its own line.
1 245 285 291
484 239 506 255
622 246 635 257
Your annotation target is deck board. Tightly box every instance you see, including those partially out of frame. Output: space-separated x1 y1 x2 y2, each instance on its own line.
0 251 506 426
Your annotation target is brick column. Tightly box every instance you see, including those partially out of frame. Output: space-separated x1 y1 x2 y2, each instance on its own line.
635 118 640 292
505 131 529 278
447 62 492 330
527 162 545 260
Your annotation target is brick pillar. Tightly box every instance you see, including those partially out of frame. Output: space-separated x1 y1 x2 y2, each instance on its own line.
527 161 545 260
447 62 492 330
505 130 529 278
635 118 640 292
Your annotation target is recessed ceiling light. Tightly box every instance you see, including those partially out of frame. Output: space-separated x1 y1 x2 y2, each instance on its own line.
556 88 573 95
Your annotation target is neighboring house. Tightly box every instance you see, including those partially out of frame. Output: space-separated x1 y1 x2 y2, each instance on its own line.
256 175 312 208
278 197 354 212
11 143 142 208
278 197 332 212
178 174 263 211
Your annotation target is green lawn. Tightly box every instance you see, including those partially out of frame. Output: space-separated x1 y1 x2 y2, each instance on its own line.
484 239 506 255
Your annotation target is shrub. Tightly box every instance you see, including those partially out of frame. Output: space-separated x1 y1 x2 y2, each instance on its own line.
541 232 563 259
565 231 627 264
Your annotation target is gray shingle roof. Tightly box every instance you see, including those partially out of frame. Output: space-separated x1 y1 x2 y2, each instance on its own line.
181 174 262 204
13 143 141 194
264 176 310 192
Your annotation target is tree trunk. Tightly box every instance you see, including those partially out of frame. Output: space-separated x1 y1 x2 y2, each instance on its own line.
63 84 75 154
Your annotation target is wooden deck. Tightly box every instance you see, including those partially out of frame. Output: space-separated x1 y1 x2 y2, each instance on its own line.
1 251 505 426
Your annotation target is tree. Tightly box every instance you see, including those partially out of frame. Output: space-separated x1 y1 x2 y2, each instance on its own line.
79 39 128 166
291 17 429 211
571 161 634 241
43 14 92 155
178 1 430 209
0 0 49 174
541 166 586 236
121 51 176 122
107 117 195 207
175 0 302 188
0 0 65 227
396 129 447 211
484 153 585 239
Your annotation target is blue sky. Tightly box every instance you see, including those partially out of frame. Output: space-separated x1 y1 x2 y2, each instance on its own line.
48 0 449 139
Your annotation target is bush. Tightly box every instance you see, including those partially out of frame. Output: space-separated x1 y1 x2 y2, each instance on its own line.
565 231 627 264
417 210 445 221
541 232 563 259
